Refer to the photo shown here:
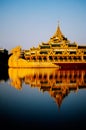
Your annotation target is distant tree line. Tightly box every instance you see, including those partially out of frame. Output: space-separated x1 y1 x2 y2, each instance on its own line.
0 48 9 67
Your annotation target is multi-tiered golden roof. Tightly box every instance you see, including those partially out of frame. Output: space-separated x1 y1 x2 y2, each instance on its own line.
8 24 86 68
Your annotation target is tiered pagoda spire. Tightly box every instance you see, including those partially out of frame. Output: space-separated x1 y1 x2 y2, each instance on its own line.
48 23 69 43
52 24 63 39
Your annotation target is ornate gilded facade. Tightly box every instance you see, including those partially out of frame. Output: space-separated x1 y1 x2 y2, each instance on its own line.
8 24 86 68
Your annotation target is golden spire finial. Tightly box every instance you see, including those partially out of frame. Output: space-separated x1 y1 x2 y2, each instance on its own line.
55 21 63 37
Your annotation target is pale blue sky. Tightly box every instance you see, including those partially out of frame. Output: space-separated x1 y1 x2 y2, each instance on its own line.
0 0 86 50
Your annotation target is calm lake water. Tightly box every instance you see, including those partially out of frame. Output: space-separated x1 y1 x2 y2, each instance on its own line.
0 67 86 129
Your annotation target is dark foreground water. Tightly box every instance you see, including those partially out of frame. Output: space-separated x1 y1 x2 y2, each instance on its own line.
0 67 86 129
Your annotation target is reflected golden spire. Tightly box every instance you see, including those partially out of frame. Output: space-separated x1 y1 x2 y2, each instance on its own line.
50 90 65 109
55 94 64 109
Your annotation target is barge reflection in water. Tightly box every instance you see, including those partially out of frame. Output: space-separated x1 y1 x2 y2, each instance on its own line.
0 67 86 129
8 68 86 108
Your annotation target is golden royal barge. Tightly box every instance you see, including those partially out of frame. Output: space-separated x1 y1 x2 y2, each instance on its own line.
8 24 86 69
